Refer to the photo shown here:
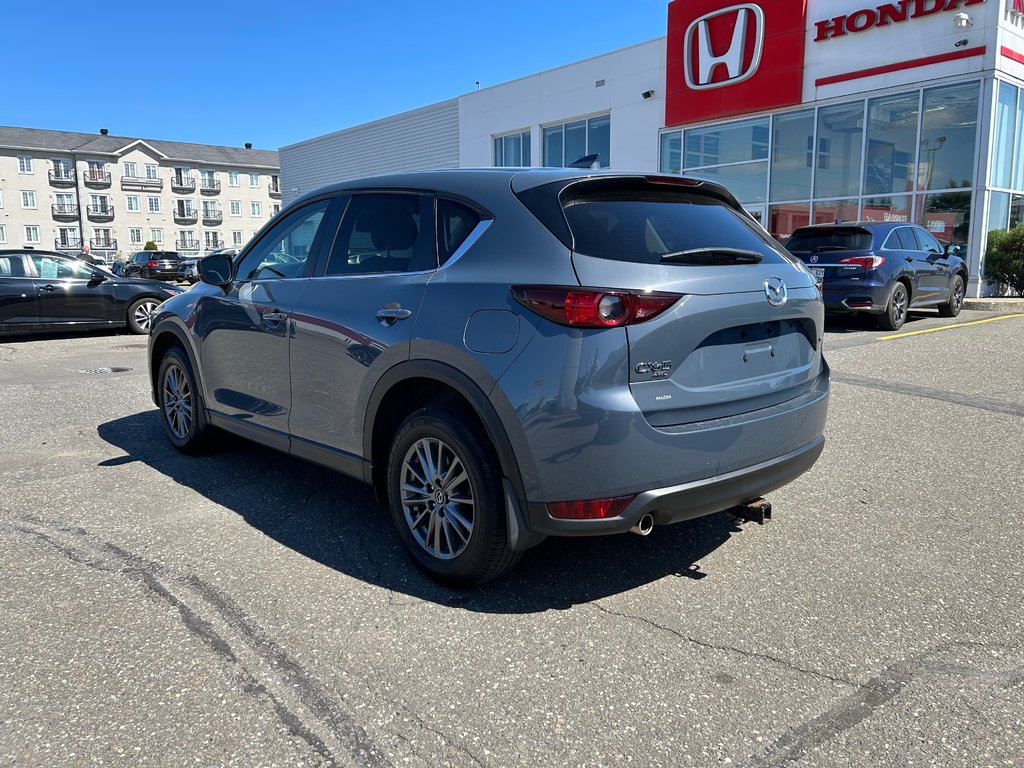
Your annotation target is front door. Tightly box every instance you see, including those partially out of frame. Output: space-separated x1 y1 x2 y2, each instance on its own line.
911 226 953 301
193 197 338 443
29 253 118 326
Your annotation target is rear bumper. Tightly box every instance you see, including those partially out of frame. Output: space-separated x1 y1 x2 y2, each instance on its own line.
822 280 889 313
523 434 825 537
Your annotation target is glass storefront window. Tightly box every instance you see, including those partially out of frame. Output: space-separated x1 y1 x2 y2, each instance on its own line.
864 93 918 196
770 111 813 202
543 116 610 167
685 118 769 167
919 83 978 191
769 203 810 241
989 191 1010 232
543 126 562 168
918 191 971 245
1013 90 1024 190
1010 193 1024 229
660 131 682 174
687 161 768 204
812 199 859 224
994 82 1016 189
861 195 912 224
587 116 610 168
814 102 864 199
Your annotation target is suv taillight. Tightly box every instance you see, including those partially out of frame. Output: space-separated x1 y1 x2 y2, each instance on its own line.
511 286 682 328
838 256 884 269
147 261 159 267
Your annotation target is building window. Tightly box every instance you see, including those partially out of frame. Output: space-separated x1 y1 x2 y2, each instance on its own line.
204 231 221 249
123 162 137 178
228 171 239 187
150 228 163 245
86 161 107 182
494 130 531 167
249 172 260 187
864 92 918 197
179 230 197 248
200 169 216 187
920 82 978 192
21 191 36 209
176 199 195 216
271 203 281 216
57 227 79 247
229 200 241 216
251 201 262 217
232 230 243 245
18 156 33 173
145 164 159 180
770 111 814 202
147 196 161 213
543 115 610 168
0 225 6 243
129 228 143 244
55 193 75 214
93 228 114 247
90 194 111 212
24 226 40 243
126 195 140 212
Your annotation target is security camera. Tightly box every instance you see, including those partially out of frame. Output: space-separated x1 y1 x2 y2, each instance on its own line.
954 12 972 28
641 90 655 100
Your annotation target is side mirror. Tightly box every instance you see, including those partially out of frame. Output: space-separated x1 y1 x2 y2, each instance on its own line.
945 243 962 257
198 253 233 287
89 271 108 283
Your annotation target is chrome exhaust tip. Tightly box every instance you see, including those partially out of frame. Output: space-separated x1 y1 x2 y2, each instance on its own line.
630 514 654 536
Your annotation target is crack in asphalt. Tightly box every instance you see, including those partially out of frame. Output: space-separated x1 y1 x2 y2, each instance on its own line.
11 516 390 768
831 371 1024 418
590 602 858 688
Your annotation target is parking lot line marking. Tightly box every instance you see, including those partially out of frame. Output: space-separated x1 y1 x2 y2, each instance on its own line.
880 313 1024 340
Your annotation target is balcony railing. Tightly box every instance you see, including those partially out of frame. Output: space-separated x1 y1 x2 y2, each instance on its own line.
89 238 117 250
268 184 282 198
83 170 112 187
49 169 77 186
171 177 195 193
204 241 223 251
173 210 198 224
54 238 82 251
51 204 80 220
199 179 221 194
86 205 114 221
176 240 200 251
202 211 223 225
121 175 164 191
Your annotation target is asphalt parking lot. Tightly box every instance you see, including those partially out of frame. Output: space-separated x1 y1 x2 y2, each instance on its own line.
1 307 1022 768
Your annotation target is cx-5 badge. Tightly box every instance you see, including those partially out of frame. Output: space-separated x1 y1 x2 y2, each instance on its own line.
764 276 788 307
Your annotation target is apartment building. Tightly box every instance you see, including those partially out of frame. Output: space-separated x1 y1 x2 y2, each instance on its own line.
0 126 281 259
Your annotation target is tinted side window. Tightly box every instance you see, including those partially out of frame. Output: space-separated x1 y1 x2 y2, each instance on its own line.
32 255 93 279
887 228 915 250
0 255 28 277
911 227 943 254
437 198 482 266
326 193 436 276
234 199 331 281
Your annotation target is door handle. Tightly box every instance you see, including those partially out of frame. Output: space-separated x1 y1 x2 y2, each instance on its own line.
39 284 58 292
376 307 412 326
262 311 288 323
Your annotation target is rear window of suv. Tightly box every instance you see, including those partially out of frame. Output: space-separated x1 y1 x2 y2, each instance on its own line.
786 227 872 253
561 189 789 265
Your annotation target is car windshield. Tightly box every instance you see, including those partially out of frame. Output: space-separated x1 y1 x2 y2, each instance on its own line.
561 190 788 264
786 227 873 252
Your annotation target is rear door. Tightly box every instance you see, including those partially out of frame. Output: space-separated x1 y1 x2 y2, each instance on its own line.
193 197 338 443
0 253 39 331
287 191 438 457
560 181 823 426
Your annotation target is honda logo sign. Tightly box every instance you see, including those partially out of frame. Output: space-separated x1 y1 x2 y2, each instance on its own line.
666 0 807 126
684 5 765 90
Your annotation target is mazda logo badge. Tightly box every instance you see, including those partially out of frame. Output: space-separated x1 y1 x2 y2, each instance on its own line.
764 276 788 307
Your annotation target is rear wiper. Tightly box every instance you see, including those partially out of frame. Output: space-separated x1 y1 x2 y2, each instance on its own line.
660 247 763 264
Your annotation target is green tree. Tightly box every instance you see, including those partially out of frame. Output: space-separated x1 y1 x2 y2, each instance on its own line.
985 228 1024 295
143 241 158 251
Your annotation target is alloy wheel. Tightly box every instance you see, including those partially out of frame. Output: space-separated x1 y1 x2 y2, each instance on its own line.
399 437 475 560
162 363 193 440
952 280 964 313
891 286 907 327
133 300 160 332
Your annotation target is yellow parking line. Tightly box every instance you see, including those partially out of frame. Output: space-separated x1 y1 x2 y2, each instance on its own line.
880 313 1024 340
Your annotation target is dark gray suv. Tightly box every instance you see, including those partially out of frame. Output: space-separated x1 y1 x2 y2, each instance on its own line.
148 169 830 585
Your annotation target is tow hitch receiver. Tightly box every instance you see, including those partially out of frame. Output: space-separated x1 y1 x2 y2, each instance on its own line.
728 497 773 525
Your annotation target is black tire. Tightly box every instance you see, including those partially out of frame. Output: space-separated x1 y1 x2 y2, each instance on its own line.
157 347 214 454
127 297 162 334
938 275 965 318
877 281 909 331
386 407 521 586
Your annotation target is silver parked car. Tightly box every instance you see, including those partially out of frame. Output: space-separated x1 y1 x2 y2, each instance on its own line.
148 169 830 585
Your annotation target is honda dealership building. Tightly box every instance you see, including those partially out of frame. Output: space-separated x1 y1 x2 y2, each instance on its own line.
281 0 1024 296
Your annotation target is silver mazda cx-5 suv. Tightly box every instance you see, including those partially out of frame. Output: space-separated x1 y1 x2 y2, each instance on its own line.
148 169 830 585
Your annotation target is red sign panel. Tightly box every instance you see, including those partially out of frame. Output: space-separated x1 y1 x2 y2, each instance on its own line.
666 0 807 126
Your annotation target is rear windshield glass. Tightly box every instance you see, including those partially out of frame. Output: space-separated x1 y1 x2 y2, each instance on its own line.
561 190 788 264
786 228 872 252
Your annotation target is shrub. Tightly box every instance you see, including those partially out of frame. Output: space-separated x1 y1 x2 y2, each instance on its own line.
143 241 158 251
985 228 1024 295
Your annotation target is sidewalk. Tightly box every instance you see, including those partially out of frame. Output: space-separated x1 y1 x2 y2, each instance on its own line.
963 297 1024 313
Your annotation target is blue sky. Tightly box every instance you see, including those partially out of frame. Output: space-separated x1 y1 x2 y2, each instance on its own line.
2 1 668 151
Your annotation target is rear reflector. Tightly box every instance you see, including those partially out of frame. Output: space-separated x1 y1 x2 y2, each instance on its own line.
547 495 636 520
512 286 682 328
838 255 885 269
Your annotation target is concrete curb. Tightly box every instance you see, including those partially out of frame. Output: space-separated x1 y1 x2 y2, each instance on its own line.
963 298 1024 312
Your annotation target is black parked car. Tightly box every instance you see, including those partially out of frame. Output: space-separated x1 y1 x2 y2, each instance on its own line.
125 250 184 281
0 249 183 335
785 222 969 331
